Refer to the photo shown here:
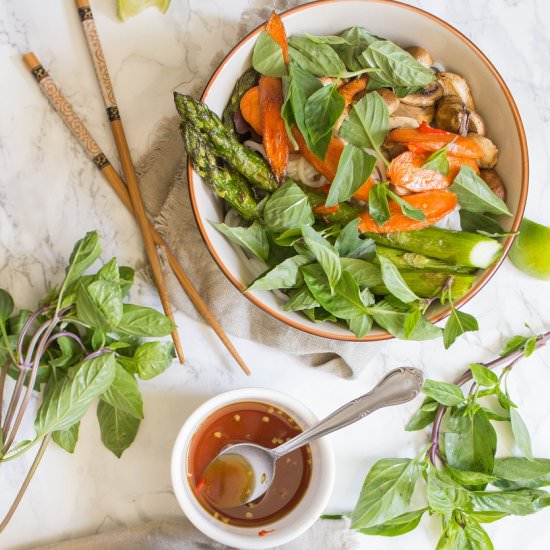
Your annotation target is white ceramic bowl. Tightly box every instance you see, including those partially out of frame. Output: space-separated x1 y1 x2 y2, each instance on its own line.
171 388 335 549
188 0 528 341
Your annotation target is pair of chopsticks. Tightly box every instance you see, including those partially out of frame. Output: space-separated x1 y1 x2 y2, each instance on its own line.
22 0 250 375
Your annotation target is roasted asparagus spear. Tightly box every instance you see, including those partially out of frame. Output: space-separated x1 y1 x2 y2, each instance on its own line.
182 123 258 221
174 93 278 192
222 67 260 133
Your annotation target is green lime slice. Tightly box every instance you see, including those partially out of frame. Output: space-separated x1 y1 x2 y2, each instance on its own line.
509 218 550 280
117 0 171 21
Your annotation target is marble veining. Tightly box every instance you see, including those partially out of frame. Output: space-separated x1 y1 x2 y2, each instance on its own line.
1 1 550 549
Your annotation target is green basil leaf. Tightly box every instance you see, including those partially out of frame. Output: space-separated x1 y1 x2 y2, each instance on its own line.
118 266 135 297
493 458 550 490
468 510 509 524
97 401 140 458
288 36 347 77
134 341 175 380
443 307 479 349
339 91 390 151
368 183 391 226
7 309 31 335
97 257 119 283
326 144 376 206
510 407 533 460
283 286 319 312
524 336 537 357
101 363 144 419
263 180 314 234
273 228 303 247
0 289 14 322
335 219 375 259
35 352 116 435
64 231 102 290
211 220 269 262
422 379 464 406
304 33 350 45
303 306 337 323
87 280 123 328
422 146 450 175
405 397 438 431
500 335 530 356
302 264 368 319
444 408 497 475
340 258 383 287
358 508 426 537
75 284 109 331
350 458 421 529
378 256 419 303
459 210 508 236
446 465 497 487
461 519 494 550
386 188 427 222
450 165 512 216
287 62 323 141
403 306 422 339
469 363 498 387
470 488 550 516
366 298 440 340
117 304 175 337
304 83 345 159
333 27 378 71
52 422 80 454
348 314 373 338
252 31 287 77
360 40 435 88
302 225 342 292
248 255 311 291
426 466 470 513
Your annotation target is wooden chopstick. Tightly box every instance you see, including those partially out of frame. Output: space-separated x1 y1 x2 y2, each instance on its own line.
74 0 184 364
22 52 251 376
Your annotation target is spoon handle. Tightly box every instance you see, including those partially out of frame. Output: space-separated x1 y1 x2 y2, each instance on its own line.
271 367 423 459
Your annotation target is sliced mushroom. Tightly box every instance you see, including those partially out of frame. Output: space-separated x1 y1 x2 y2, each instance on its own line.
480 169 506 201
382 140 408 160
435 96 487 136
389 116 420 130
400 81 443 107
406 46 433 68
393 102 435 124
467 133 499 169
436 72 475 110
376 88 400 115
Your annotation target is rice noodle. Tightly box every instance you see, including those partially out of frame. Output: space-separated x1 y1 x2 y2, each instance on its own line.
433 207 462 231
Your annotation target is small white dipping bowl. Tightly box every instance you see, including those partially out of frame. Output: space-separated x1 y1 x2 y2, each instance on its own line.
171 388 335 549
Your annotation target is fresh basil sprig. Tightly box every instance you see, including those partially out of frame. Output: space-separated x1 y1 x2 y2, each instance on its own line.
332 332 550 548
0 231 175 461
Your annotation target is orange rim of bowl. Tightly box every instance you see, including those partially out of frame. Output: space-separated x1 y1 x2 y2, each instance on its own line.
188 0 529 342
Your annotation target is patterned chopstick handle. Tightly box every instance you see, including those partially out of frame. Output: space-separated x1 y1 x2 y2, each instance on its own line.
24 53 110 170
77 1 120 121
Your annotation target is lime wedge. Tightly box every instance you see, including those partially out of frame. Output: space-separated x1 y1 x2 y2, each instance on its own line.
117 0 171 21
509 218 550 280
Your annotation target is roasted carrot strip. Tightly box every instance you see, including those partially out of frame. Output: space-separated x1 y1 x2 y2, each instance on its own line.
418 121 452 135
314 203 340 215
389 128 483 159
352 179 375 202
338 76 368 105
358 190 458 233
448 154 479 180
388 151 450 192
259 75 288 183
292 126 344 181
240 86 263 135
266 12 288 63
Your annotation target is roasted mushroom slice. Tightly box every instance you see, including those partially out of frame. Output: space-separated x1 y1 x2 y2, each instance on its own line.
435 96 487 136
406 46 433 68
480 169 506 201
394 102 435 124
389 116 420 130
436 72 475 110
377 88 400 115
467 134 499 169
400 81 443 107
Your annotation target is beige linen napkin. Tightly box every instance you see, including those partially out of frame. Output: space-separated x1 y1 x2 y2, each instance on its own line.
38 518 359 550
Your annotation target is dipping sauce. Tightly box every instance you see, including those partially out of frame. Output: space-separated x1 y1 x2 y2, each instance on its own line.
187 401 312 527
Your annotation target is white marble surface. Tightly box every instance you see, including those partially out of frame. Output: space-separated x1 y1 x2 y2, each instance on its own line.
1 0 550 548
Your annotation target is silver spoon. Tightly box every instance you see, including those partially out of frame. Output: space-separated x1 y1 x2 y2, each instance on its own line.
202 367 423 509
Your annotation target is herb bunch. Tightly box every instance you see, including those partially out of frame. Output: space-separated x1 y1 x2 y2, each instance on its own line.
341 332 550 548
0 231 175 466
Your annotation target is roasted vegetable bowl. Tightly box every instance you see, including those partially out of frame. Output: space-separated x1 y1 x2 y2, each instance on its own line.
175 0 527 343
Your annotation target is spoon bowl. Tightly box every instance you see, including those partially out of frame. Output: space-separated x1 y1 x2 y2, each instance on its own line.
201 367 423 509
